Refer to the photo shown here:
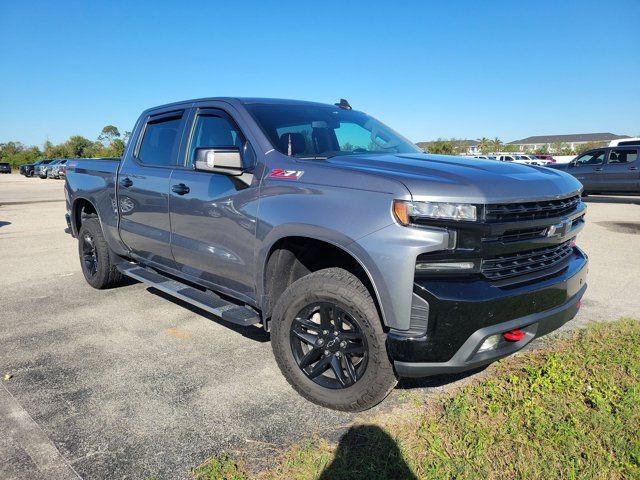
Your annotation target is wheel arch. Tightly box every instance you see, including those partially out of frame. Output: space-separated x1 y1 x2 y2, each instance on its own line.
259 230 389 330
71 196 100 235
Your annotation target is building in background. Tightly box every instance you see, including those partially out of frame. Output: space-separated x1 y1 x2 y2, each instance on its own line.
507 133 631 153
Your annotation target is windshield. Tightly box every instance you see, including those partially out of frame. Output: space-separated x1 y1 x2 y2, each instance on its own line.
245 104 420 158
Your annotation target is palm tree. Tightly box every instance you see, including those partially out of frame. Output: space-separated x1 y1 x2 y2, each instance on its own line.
478 137 490 154
491 137 503 153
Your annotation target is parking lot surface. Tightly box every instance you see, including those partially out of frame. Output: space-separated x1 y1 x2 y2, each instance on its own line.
1 173 639 479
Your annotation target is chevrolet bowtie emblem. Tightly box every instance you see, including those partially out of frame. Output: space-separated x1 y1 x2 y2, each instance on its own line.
546 220 570 237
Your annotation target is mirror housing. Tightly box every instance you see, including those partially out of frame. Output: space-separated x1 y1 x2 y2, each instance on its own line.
194 147 243 175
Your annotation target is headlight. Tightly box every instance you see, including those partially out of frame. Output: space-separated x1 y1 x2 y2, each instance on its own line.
393 200 477 225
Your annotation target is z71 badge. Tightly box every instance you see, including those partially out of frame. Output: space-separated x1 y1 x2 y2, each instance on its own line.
268 169 304 180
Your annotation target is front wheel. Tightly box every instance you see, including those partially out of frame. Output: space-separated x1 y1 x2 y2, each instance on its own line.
77 217 122 289
271 268 397 411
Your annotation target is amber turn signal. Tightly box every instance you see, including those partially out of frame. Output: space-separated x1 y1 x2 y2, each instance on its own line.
392 200 410 226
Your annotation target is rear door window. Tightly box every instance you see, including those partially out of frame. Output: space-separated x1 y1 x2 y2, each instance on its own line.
137 112 185 167
607 149 638 164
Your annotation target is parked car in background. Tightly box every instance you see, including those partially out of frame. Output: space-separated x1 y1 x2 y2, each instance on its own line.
20 159 53 177
0 162 11 174
47 159 68 179
520 154 552 166
534 154 556 163
38 159 63 178
547 146 639 195
58 161 68 179
497 154 551 166
496 154 532 164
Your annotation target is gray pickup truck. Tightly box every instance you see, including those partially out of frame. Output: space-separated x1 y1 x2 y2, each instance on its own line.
65 98 588 411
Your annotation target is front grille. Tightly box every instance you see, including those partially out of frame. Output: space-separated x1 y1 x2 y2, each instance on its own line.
495 226 548 243
485 195 581 222
481 240 574 281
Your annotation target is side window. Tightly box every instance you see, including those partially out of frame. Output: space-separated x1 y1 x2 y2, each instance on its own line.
189 114 244 163
138 114 184 166
608 149 638 164
575 150 605 165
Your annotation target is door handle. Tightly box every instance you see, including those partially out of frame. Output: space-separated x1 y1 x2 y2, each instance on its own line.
119 177 133 188
594 167 603 172
629 166 638 171
171 183 190 195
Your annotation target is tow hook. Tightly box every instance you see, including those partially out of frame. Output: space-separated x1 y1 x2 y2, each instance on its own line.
503 329 525 342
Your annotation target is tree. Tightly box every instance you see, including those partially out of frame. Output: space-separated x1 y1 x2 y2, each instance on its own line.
107 138 126 157
0 141 43 169
574 141 607 154
550 142 573 155
424 139 456 155
65 135 97 158
491 137 503 152
534 144 549 154
98 125 121 146
478 137 491 154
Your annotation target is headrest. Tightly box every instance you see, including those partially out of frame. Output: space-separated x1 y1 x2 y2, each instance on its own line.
279 132 306 156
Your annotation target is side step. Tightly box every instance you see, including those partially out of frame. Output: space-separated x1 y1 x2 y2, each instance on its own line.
118 264 260 327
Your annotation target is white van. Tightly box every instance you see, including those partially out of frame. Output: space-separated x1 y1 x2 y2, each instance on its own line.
609 138 640 147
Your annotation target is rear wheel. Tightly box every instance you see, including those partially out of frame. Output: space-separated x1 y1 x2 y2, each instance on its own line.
77 217 122 289
271 268 397 411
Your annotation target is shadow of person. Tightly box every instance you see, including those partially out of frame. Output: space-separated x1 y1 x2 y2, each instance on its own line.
318 425 417 480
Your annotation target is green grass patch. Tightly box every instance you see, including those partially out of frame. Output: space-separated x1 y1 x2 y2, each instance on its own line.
194 319 640 480
191 454 246 480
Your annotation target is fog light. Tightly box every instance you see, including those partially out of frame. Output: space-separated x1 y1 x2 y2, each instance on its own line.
478 334 501 353
416 261 476 272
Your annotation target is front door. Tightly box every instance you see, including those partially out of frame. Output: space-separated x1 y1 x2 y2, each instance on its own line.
570 149 606 192
118 110 187 269
601 148 640 192
168 107 260 301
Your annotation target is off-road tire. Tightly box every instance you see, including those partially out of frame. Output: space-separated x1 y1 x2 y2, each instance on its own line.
78 217 122 289
271 267 397 411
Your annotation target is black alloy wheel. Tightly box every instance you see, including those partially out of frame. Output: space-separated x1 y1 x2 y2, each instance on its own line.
290 302 368 389
81 233 99 277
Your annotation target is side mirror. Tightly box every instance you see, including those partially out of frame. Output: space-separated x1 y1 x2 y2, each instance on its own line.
194 147 243 175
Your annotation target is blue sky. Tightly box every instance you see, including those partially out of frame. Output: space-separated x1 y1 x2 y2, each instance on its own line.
1 0 639 146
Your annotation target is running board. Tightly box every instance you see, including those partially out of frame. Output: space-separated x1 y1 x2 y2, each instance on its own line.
118 264 260 327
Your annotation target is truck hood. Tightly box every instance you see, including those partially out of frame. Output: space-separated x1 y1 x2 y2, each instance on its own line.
325 153 582 203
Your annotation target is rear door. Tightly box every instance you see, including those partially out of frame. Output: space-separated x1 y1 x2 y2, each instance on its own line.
569 150 606 191
168 106 260 301
600 148 639 192
117 109 188 269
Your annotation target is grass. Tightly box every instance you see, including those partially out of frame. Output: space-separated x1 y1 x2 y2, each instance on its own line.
192 454 246 480
193 319 640 480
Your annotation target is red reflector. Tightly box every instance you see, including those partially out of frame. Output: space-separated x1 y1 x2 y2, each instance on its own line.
503 329 525 342
569 239 576 247
576 301 581 309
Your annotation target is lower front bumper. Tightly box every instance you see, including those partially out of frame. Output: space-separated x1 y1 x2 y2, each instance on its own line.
393 285 585 377
389 249 588 378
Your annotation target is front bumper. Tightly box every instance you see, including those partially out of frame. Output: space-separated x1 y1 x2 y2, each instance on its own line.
389 248 588 377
